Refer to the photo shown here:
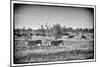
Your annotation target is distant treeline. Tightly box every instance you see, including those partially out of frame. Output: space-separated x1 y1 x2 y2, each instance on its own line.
14 24 94 34
61 27 94 33
14 24 94 40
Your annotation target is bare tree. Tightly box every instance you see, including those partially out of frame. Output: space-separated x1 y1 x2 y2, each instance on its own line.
45 23 50 36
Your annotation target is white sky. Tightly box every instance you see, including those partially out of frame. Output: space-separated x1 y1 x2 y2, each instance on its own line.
14 4 94 29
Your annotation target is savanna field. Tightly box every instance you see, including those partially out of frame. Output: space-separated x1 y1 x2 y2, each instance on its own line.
14 34 94 64
12 3 95 65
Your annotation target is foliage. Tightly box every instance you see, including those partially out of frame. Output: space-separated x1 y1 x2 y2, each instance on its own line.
14 24 94 38
50 24 62 40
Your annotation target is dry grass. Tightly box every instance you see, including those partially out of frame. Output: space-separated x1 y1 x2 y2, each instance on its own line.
14 38 94 64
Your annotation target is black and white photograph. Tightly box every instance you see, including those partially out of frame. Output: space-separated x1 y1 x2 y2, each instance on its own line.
11 1 96 66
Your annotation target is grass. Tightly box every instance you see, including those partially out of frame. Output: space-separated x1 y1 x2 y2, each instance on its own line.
14 50 94 64
14 38 94 64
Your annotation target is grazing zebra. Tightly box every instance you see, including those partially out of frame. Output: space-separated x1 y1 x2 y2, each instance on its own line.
28 40 42 47
51 40 64 46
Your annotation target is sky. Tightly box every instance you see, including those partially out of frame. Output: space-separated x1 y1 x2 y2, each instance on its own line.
14 3 94 29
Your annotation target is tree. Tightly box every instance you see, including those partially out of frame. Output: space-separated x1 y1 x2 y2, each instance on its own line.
62 26 67 35
51 24 62 40
45 23 50 36
23 26 25 31
40 25 46 34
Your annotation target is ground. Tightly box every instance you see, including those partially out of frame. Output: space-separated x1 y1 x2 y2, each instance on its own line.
14 35 94 64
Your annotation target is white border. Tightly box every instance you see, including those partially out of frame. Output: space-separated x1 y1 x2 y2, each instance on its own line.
11 1 14 66
11 1 96 66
